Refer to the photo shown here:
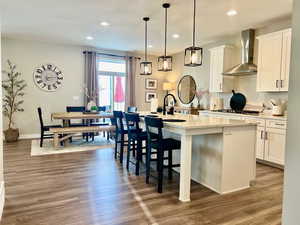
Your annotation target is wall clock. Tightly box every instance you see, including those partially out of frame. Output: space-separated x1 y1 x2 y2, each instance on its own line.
33 64 63 92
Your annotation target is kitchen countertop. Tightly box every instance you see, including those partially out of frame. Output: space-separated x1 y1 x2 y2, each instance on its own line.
139 112 257 130
200 110 288 121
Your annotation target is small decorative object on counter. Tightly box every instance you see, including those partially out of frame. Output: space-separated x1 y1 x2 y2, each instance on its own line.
270 99 286 116
2 60 27 142
90 105 98 113
195 88 209 109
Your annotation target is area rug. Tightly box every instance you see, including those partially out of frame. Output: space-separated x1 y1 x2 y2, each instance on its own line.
31 136 115 156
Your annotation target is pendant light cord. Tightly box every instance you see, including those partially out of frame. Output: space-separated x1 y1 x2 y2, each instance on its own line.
145 20 148 61
193 0 196 47
164 6 168 57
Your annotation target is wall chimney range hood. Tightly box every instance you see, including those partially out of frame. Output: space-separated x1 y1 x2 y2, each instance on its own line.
223 29 257 76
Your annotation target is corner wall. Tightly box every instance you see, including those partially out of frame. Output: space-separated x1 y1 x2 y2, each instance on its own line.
282 1 300 224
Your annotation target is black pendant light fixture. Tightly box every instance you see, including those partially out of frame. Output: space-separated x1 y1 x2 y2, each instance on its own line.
158 3 172 72
184 0 203 67
140 17 152 75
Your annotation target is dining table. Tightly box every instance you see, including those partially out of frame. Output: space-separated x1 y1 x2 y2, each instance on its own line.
51 112 113 126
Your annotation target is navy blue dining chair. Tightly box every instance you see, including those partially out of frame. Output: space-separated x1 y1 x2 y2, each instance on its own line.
38 107 63 147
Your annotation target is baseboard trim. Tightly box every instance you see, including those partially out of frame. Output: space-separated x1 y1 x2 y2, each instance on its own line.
0 181 5 221
19 134 40 140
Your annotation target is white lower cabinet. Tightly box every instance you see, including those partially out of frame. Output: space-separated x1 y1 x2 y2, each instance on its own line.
256 126 265 160
264 127 286 165
199 111 287 166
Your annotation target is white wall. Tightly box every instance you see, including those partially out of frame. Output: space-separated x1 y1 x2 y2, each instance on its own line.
1 38 165 136
168 19 291 109
282 0 300 224
1 38 85 136
134 55 166 111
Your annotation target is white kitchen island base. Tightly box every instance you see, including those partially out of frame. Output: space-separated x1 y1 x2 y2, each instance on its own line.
140 113 257 202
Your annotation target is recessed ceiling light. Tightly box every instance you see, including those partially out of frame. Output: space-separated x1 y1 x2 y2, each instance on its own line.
227 10 237 16
148 45 153 48
86 36 94 40
172 34 180 39
100 21 110 26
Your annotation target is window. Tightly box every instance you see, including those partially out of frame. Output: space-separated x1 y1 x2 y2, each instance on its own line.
98 57 126 111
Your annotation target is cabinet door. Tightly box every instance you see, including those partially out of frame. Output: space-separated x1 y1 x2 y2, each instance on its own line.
257 33 283 92
265 128 286 165
280 29 292 92
209 48 223 92
256 127 265 160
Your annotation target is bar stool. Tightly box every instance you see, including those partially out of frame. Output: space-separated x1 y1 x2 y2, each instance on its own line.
127 106 137 113
113 111 129 164
144 116 181 193
124 113 147 175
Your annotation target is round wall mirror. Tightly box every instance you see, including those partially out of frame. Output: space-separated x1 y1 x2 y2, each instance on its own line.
177 75 196 104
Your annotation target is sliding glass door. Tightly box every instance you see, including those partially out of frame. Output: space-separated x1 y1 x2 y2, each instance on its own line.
97 58 126 111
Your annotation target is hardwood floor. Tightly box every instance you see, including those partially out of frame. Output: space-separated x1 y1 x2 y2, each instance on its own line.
1 140 283 225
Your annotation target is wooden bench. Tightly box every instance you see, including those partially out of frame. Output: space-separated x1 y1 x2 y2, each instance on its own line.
50 125 116 148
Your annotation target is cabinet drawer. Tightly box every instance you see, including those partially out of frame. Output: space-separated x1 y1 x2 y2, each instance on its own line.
245 118 265 127
267 120 287 129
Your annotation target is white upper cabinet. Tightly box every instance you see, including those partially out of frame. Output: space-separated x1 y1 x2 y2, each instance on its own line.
256 28 292 92
209 45 237 93
280 29 292 91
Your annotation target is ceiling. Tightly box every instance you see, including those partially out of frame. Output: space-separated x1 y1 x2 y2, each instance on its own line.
0 0 293 55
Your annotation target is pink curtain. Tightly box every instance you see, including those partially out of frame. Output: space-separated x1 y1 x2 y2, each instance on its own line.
114 76 125 103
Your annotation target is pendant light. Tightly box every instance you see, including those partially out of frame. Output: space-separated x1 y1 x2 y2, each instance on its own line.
140 17 152 75
184 0 203 67
158 3 172 72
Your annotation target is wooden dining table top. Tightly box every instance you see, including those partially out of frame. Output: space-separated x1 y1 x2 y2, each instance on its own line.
51 112 113 120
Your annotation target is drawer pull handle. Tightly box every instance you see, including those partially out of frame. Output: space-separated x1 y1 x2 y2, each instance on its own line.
275 123 284 126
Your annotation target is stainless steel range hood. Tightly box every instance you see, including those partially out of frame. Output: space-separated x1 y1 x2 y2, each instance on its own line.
223 29 257 76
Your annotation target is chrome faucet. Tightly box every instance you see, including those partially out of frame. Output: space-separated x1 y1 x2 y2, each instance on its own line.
163 94 177 115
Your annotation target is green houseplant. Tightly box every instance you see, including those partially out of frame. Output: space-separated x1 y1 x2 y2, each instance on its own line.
2 60 26 142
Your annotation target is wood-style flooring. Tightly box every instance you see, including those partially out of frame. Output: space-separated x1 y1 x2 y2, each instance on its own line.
1 140 283 225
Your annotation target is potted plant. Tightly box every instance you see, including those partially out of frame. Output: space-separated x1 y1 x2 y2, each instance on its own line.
2 60 26 142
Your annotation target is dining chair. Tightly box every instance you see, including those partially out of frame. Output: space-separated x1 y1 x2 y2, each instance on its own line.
66 106 88 141
127 106 137 113
144 116 181 193
37 107 62 147
124 113 147 175
66 106 86 126
113 111 129 164
90 106 110 140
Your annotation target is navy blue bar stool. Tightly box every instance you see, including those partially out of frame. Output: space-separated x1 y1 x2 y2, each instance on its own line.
124 113 147 175
144 116 181 193
113 111 129 164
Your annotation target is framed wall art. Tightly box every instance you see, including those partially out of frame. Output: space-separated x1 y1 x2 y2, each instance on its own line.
145 92 157 103
145 79 157 90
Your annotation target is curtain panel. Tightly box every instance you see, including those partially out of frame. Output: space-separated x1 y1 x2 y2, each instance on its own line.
83 51 99 106
125 56 137 109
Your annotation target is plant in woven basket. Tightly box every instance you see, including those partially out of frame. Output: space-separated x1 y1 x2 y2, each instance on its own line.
2 60 26 142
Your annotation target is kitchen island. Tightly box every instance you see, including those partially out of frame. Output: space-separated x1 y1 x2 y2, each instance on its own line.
140 112 257 202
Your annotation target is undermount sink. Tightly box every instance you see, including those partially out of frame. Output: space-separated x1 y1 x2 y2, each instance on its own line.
163 119 186 122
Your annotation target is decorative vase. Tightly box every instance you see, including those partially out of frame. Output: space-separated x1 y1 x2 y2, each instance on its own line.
86 100 97 111
4 128 19 142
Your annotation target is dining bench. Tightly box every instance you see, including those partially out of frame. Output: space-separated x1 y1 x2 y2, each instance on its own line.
50 125 115 148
